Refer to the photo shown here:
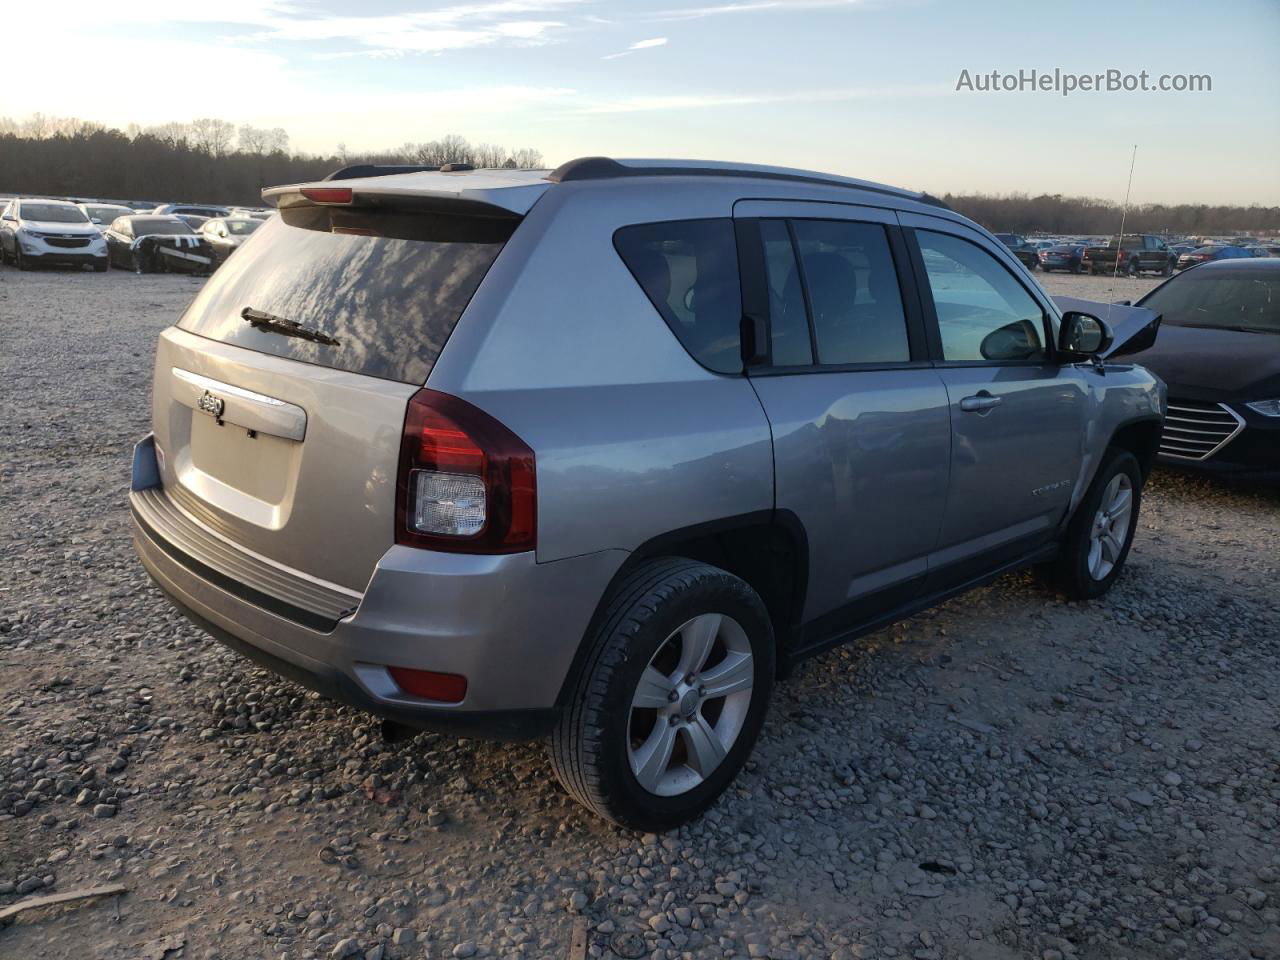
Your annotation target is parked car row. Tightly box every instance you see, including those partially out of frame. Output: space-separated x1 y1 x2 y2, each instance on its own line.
991 230 1275 277
0 195 264 273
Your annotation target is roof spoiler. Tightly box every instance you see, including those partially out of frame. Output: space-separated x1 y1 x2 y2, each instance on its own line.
325 163 478 181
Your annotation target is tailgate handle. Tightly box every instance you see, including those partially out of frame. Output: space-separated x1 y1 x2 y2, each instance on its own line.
171 368 307 442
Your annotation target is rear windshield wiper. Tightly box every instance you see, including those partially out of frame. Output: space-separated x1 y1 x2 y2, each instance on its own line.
241 307 340 347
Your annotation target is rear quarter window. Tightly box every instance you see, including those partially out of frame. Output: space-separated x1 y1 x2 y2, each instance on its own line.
614 219 743 374
177 208 514 384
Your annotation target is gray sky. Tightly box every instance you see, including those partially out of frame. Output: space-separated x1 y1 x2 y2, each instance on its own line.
4 0 1277 204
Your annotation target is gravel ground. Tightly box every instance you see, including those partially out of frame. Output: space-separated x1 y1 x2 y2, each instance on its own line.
1 265 1277 960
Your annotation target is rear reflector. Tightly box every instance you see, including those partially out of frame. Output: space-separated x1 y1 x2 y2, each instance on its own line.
387 666 467 703
300 187 353 204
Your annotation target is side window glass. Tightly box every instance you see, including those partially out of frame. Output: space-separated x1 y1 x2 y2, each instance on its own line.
614 219 743 374
759 220 812 366
791 219 910 365
916 230 1046 363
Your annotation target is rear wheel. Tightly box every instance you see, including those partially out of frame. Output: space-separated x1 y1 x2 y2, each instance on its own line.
1127 258 1138 277
549 558 774 831
1040 450 1142 600
1162 259 1173 277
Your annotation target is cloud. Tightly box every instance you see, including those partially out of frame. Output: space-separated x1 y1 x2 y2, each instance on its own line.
602 37 670 60
576 82 948 112
641 0 866 22
5 1 586 58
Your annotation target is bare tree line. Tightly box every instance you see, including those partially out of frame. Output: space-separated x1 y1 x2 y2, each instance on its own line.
1 115 1273 233
943 191 1278 237
0 115 544 206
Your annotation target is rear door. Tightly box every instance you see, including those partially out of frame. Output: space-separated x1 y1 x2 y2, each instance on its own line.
900 213 1087 581
150 202 516 592
735 201 951 638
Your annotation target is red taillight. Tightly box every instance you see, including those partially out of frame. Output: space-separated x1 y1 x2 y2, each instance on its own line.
395 389 536 554
387 666 467 703
300 186 353 204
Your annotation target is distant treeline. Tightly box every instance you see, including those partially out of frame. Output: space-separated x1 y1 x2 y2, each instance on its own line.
1 115 1274 234
943 192 1278 237
0 115 544 207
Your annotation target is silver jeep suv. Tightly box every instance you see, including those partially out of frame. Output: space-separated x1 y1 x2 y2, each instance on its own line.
130 157 1165 830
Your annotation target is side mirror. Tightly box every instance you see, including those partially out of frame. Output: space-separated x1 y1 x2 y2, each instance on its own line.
1059 311 1114 358
1113 299 1132 306
980 320 1042 362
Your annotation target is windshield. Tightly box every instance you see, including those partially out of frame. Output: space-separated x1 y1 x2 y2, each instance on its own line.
177 207 515 383
22 203 88 224
1139 270 1279 334
86 206 129 222
226 220 261 236
133 218 195 236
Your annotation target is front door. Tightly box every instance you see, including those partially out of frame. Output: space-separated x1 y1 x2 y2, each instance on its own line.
902 216 1087 581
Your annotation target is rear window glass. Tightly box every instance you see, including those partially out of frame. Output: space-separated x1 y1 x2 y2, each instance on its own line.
133 218 193 236
614 219 743 374
177 208 514 384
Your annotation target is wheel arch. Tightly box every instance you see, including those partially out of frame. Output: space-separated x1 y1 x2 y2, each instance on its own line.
1108 416 1164 480
552 510 810 707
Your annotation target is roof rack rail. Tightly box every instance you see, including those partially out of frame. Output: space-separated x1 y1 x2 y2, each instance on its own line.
545 156 951 210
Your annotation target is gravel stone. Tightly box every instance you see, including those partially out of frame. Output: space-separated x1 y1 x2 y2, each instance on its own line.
1 269 1278 960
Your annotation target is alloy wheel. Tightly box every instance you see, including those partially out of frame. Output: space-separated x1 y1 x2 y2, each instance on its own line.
627 613 754 797
1088 473 1133 580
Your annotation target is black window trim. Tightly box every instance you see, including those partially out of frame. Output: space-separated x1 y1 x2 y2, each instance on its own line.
903 225 1062 368
737 215 933 377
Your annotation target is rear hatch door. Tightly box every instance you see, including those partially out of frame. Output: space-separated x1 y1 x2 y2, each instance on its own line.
150 194 520 593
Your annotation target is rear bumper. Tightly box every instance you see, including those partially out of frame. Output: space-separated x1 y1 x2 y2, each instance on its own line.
129 435 625 739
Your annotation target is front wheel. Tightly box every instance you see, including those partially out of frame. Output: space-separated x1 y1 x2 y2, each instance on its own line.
1040 450 1143 600
15 246 31 271
549 558 774 831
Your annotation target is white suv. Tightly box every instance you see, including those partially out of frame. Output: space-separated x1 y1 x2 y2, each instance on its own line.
0 198 109 271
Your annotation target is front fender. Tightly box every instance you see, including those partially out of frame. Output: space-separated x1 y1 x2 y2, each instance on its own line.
1062 364 1166 524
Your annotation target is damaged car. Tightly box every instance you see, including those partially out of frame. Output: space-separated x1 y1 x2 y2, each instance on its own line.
104 215 215 274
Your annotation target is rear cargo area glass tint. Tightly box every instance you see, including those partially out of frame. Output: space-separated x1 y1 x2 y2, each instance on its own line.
177 208 514 384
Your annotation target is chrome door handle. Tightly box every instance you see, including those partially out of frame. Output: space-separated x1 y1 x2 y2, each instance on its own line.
959 393 1003 413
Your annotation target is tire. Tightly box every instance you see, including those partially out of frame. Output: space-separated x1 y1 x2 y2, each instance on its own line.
1127 259 1138 277
1162 259 1173 277
1072 260 1083 274
549 557 775 831
15 246 31 271
1040 450 1143 601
